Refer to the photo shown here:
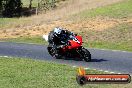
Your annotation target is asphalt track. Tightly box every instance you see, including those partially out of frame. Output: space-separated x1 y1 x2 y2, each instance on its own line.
0 42 132 74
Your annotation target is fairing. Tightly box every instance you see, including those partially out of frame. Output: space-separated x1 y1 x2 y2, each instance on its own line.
67 36 82 49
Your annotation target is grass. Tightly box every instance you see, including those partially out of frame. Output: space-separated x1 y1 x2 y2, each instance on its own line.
84 41 132 51
0 17 31 29
82 23 132 51
1 23 132 52
72 0 132 19
68 0 132 51
0 18 18 29
0 56 131 88
0 36 48 45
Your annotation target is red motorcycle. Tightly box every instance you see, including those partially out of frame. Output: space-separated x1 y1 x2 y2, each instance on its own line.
43 34 91 62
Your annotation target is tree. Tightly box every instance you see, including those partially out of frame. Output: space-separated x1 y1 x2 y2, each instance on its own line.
0 1 2 10
29 0 33 9
0 0 3 16
2 0 23 17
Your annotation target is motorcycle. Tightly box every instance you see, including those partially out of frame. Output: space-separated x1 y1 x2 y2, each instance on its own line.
43 34 91 62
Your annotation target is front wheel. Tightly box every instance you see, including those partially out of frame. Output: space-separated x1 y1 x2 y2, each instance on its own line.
81 48 91 62
47 45 62 59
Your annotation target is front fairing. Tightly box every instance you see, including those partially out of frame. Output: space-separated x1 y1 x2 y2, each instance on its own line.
67 36 82 49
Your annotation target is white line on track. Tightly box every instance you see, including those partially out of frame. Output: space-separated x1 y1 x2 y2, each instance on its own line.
72 66 76 68
0 56 9 58
104 71 109 73
110 72 115 74
73 66 121 74
91 48 131 53
84 68 90 70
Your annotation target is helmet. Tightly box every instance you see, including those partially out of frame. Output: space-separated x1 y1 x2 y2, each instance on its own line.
53 27 62 36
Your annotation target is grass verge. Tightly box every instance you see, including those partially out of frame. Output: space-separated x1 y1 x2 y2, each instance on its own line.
0 56 131 88
84 41 132 52
72 0 132 20
0 36 48 45
82 23 132 52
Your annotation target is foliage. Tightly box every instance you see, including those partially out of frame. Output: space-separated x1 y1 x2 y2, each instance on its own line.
0 0 61 17
1 0 23 17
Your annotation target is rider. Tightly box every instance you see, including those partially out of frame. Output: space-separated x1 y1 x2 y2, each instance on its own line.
48 27 74 49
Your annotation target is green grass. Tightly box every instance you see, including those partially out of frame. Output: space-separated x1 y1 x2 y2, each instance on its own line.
0 57 131 88
72 0 132 19
0 17 31 29
0 18 18 28
82 23 132 52
0 36 48 45
84 41 132 51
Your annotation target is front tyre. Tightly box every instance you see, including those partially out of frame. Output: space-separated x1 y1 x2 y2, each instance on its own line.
47 45 62 59
81 48 91 62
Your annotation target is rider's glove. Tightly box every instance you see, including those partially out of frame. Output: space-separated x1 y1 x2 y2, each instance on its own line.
61 41 65 44
56 45 65 49
69 35 73 38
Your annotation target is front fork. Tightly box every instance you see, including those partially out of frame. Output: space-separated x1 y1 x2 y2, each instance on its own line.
76 46 84 58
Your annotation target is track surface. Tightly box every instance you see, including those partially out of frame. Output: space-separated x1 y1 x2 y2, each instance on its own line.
0 42 132 74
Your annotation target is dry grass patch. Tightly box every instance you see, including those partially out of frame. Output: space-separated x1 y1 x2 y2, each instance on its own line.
0 17 132 39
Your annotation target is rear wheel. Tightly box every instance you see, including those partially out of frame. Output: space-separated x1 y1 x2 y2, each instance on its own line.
81 48 91 62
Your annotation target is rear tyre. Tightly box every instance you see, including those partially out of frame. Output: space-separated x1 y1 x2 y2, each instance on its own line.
81 48 91 62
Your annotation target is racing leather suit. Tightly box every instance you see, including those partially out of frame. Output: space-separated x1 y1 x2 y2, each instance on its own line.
48 29 73 49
